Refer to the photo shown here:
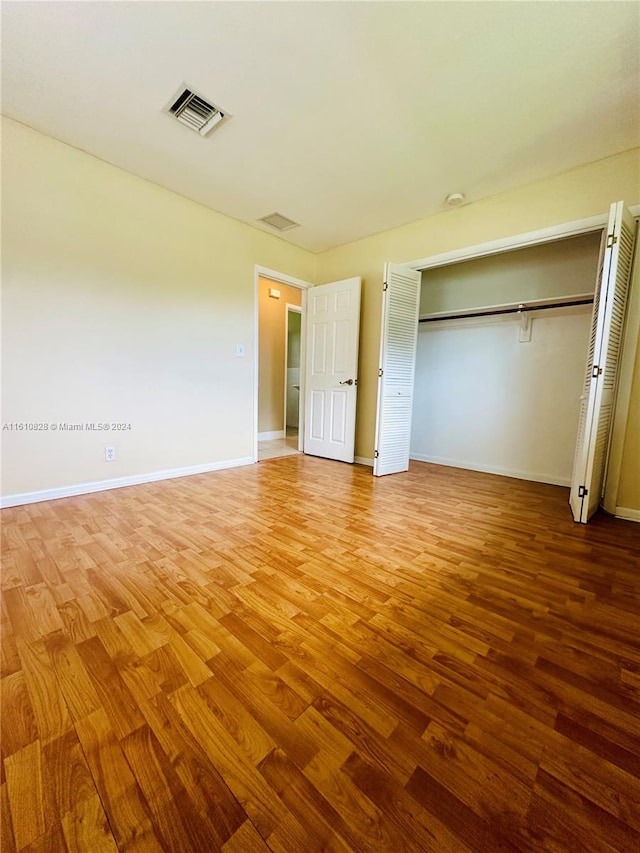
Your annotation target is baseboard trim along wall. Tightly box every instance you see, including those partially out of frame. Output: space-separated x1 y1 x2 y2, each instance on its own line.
614 506 640 523
354 456 374 467
409 454 571 487
257 430 285 441
0 456 255 508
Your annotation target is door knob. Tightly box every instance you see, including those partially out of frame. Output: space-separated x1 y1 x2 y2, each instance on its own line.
339 379 354 385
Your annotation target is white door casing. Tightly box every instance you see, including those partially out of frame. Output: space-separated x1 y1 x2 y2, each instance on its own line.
373 263 422 476
284 304 303 449
570 201 637 523
303 277 361 463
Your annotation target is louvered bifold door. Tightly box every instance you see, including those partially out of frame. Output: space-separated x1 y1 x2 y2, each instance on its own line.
373 263 421 476
569 231 606 523
569 201 636 523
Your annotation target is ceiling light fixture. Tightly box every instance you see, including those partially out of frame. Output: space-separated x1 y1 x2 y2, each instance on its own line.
445 192 465 207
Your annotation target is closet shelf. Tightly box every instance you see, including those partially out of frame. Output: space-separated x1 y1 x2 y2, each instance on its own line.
419 292 594 323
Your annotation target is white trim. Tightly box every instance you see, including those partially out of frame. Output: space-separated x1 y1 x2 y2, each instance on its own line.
254 266 312 464
283 304 303 450
406 214 607 271
409 454 570 487
254 266 312 291
614 506 640 522
299 289 308 453
0 456 254 509
629 204 640 218
258 430 284 441
355 456 374 467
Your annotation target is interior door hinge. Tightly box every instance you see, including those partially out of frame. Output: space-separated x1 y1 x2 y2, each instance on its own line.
378 368 384 377
592 365 602 378
383 282 388 292
374 450 379 458
578 485 589 498
606 233 617 249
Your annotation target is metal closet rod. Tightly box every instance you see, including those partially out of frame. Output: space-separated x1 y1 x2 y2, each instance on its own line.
419 296 594 323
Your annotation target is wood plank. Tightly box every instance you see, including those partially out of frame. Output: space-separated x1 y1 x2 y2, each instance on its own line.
76 636 145 740
140 690 247 845
120 723 227 852
74 707 163 852
221 819 271 852
4 741 45 850
61 793 119 853
0 672 38 763
43 634 101 723
160 686 309 847
42 729 96 822
1 781 17 853
257 748 357 852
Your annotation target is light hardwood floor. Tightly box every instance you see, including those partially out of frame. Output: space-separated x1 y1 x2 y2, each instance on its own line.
1 457 640 852
258 433 300 461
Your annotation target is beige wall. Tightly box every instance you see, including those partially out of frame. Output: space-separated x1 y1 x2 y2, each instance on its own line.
420 231 601 315
617 312 640 511
1 118 315 496
316 148 640 508
2 116 639 512
258 278 302 433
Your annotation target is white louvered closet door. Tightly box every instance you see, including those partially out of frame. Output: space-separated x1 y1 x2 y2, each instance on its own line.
569 201 637 523
373 263 422 476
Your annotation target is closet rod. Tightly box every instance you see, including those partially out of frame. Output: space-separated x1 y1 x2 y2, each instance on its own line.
419 296 594 324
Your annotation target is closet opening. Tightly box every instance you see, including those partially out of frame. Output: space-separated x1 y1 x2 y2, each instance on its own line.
409 232 603 488
256 273 307 462
373 203 638 522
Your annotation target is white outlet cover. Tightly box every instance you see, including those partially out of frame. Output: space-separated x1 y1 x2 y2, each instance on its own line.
236 343 246 357
105 446 116 461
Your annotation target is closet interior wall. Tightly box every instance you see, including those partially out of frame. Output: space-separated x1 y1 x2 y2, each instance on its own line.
410 233 603 486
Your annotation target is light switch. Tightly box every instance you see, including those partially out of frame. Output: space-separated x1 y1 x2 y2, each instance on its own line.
236 343 246 357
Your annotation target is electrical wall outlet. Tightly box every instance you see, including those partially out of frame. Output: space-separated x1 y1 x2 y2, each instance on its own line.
105 446 116 462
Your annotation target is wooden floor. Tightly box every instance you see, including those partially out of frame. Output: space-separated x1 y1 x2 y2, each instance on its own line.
2 457 640 852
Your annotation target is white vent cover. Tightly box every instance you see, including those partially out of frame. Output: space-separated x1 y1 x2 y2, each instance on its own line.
258 212 300 231
166 86 225 136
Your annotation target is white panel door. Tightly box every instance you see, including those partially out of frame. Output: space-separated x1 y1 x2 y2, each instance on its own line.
570 201 636 523
373 263 422 476
304 277 361 463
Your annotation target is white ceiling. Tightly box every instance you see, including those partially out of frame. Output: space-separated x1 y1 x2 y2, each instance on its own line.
2 2 639 253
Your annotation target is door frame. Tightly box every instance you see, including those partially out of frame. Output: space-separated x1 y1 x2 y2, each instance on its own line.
253 265 312 463
399 207 640 518
405 214 608 272
283 304 303 451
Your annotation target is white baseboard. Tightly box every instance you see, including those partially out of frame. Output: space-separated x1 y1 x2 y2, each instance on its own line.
409 453 570 487
0 456 255 509
614 506 640 522
354 456 374 467
258 430 285 441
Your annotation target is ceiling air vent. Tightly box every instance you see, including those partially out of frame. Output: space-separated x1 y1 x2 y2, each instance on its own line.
166 86 226 136
258 212 300 232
